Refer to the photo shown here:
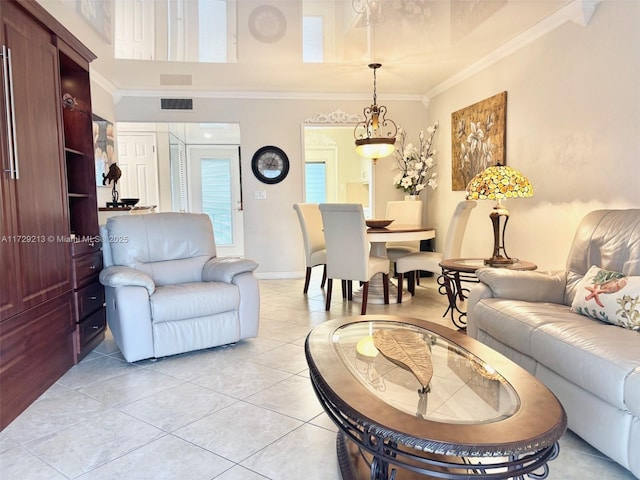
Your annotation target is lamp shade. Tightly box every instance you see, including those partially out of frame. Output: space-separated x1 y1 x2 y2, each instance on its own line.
465 164 533 201
355 137 395 159
465 164 533 266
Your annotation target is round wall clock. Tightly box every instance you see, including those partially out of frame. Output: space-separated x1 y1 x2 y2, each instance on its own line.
251 146 290 184
248 5 287 44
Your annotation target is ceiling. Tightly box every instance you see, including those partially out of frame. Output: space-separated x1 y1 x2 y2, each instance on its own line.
53 0 579 97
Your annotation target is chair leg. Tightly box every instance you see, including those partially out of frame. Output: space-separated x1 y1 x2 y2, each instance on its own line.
408 271 416 295
321 265 327 288
325 278 333 311
397 272 404 304
382 273 389 305
347 280 353 300
341 280 347 299
416 271 421 285
361 282 369 315
303 267 312 294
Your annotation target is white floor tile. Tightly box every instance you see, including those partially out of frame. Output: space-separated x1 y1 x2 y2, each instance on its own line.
1 276 636 480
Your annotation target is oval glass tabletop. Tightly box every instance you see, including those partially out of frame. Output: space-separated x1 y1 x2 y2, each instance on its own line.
332 321 519 425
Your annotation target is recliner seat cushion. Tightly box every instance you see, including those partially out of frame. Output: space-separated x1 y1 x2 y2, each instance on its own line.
150 282 239 323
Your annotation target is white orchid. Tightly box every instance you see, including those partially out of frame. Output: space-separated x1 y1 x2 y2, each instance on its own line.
392 121 439 195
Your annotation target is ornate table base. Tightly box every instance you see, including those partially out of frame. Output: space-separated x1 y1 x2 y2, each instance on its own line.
337 432 559 480
351 273 413 305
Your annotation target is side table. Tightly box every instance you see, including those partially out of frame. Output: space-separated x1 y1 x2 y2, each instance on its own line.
439 258 537 329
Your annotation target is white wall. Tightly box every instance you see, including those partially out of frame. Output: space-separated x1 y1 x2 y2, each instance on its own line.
115 97 428 276
427 0 640 271
88 0 639 276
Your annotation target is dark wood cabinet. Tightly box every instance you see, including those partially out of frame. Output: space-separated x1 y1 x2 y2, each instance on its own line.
0 0 101 429
0 0 70 320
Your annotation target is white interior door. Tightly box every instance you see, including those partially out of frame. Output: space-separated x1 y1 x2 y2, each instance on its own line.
187 146 244 256
116 133 159 207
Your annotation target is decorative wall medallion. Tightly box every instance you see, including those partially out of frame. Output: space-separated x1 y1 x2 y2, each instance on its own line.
305 131 338 147
305 108 363 124
248 5 287 43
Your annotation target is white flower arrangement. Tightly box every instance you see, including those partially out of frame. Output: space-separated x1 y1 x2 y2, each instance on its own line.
392 121 439 196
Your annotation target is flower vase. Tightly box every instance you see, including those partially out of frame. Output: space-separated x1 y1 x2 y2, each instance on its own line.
405 195 419 201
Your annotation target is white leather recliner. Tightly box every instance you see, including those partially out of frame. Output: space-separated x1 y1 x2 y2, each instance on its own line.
99 212 260 362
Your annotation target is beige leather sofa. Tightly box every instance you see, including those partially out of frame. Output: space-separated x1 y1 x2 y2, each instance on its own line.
468 209 640 478
100 212 260 362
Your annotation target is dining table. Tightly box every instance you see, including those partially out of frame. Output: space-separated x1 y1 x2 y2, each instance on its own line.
351 224 436 305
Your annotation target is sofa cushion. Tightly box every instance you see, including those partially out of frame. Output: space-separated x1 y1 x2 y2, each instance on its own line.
150 282 239 323
626 369 640 418
530 315 640 411
471 298 577 357
571 265 640 331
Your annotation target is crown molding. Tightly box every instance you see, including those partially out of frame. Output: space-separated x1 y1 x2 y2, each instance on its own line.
425 0 601 99
90 68 118 97
112 88 421 103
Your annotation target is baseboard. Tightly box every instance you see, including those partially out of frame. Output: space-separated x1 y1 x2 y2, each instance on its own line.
255 271 305 280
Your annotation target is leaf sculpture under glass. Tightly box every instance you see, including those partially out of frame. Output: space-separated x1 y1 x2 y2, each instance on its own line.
373 329 433 390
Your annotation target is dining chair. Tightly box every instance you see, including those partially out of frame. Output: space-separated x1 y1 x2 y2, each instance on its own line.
319 203 389 315
293 203 327 294
385 200 424 262
395 200 477 302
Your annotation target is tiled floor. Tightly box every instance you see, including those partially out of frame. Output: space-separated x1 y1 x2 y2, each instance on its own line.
0 274 635 479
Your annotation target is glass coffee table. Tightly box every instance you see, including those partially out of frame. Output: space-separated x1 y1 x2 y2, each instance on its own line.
305 315 567 479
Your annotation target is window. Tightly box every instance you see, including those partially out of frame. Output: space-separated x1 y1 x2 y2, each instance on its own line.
303 15 324 63
305 162 326 203
201 158 233 244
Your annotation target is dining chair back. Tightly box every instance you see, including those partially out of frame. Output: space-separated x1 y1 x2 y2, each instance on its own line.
293 203 327 293
319 203 389 314
395 200 477 302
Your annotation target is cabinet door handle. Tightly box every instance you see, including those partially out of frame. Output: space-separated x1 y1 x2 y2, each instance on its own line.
89 265 96 270
1 45 18 179
89 296 98 300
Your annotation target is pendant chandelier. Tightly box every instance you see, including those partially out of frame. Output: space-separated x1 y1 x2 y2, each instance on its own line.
352 0 384 25
354 63 397 163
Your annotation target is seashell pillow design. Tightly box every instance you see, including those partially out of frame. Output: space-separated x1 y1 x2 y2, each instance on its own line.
571 265 640 331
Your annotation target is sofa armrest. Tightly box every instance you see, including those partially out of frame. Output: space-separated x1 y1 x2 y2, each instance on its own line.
202 257 258 283
99 266 155 295
474 268 567 303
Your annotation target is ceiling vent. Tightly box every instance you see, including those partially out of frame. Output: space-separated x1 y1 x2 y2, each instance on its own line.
160 98 193 110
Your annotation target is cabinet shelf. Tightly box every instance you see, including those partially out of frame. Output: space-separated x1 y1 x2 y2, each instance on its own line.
68 193 90 198
65 147 85 157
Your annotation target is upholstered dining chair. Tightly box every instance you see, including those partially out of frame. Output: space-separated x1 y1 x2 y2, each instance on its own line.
293 203 327 294
395 200 477 302
319 203 389 315
385 200 424 263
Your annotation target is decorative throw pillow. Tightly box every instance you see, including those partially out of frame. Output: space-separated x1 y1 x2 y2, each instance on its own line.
571 265 640 331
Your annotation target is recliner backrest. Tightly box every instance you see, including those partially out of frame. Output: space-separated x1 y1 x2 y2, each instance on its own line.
103 212 216 286
564 209 640 305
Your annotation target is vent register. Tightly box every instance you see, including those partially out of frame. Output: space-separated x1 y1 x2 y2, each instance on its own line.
159 74 193 110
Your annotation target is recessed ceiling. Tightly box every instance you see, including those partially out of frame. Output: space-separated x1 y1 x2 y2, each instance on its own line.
57 0 577 97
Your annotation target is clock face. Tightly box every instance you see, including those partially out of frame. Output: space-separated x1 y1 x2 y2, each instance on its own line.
251 146 289 184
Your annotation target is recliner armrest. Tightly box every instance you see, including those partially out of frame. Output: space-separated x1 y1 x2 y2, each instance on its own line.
475 268 567 304
99 266 155 295
203 257 258 283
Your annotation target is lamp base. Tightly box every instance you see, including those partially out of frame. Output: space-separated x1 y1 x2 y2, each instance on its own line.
484 255 515 267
